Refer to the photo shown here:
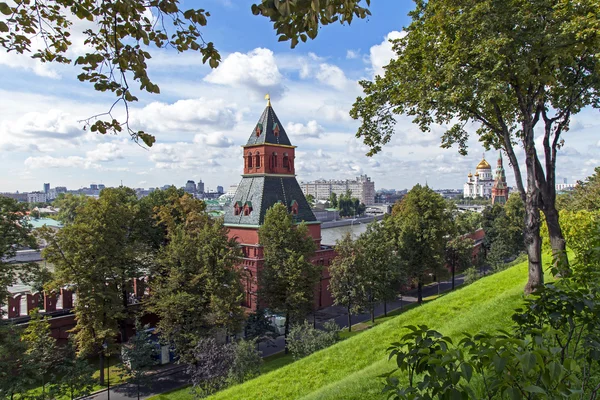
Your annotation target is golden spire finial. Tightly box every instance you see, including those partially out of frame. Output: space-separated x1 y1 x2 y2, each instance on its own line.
265 94 271 107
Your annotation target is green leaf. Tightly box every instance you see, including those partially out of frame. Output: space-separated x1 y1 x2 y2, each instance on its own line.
0 2 11 15
523 385 546 394
460 362 473 382
138 132 155 147
0 21 7 32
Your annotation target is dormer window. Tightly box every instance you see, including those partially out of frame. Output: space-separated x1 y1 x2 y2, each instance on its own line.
247 152 253 168
273 123 280 137
255 123 263 137
283 153 289 169
234 201 243 215
290 200 299 215
255 151 261 168
243 201 253 216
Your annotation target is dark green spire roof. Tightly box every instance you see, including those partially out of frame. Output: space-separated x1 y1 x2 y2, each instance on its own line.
246 105 292 147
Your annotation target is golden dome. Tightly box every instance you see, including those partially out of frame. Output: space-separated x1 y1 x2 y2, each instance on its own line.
468 172 473 177
476 158 491 170
475 172 479 176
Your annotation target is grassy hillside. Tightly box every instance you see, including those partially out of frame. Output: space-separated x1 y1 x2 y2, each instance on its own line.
206 261 530 400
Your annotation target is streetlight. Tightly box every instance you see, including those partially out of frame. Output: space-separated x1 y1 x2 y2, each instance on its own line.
102 341 110 400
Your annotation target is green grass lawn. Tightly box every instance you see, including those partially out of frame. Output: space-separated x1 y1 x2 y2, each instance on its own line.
204 259 532 400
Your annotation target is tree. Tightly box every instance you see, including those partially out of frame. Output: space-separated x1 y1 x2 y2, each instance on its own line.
0 197 37 317
445 236 474 290
453 210 483 236
53 194 90 225
0 324 33 400
558 166 600 212
120 319 158 400
55 339 95 400
305 194 316 207
389 185 452 303
329 192 338 209
244 308 278 346
42 187 143 385
147 194 244 363
0 0 370 145
22 309 58 400
356 221 401 321
328 232 368 331
351 0 600 293
187 337 235 398
258 203 319 350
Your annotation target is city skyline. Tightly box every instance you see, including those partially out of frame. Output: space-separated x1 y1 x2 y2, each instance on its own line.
1 2 598 193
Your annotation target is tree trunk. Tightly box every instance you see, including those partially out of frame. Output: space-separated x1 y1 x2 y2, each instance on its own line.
99 351 105 386
370 304 375 325
451 263 455 290
347 305 352 332
284 311 290 354
524 142 544 295
543 203 570 275
383 300 387 317
417 279 423 304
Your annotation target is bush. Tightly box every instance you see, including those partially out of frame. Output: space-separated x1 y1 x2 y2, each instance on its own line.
228 339 262 385
463 266 480 285
287 320 340 360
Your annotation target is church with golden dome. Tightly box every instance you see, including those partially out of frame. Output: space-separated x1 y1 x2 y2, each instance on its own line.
463 157 494 198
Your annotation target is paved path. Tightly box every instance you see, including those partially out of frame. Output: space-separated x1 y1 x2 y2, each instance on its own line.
85 273 467 400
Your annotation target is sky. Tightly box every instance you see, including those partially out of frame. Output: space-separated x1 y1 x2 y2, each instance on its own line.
0 0 598 193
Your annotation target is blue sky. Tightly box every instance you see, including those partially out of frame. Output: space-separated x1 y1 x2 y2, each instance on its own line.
0 0 598 193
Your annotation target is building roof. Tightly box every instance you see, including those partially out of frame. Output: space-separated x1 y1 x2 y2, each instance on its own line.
224 176 316 226
245 105 293 147
27 217 63 229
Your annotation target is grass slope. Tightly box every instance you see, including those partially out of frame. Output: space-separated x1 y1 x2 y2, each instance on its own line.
209 261 530 400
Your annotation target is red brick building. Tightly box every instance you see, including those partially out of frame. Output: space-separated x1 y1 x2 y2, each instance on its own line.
224 100 336 311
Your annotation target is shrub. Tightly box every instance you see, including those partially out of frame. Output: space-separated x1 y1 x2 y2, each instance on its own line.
228 339 262 385
287 320 340 360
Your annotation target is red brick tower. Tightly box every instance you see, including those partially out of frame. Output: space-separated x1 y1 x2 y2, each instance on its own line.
224 98 335 311
491 151 509 205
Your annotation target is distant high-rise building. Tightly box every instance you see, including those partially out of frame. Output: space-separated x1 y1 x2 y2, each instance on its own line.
27 192 47 203
217 185 224 194
185 180 196 193
90 184 98 190
98 184 106 190
43 183 50 194
55 186 67 194
197 180 205 194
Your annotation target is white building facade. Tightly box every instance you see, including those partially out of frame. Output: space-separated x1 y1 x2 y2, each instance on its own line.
463 159 494 198
301 175 376 205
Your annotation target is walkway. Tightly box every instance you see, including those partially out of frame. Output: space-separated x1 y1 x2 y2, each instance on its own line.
84 273 467 400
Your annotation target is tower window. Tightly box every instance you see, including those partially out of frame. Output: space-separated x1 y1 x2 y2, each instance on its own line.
255 152 261 168
283 153 289 169
247 153 253 168
272 152 278 169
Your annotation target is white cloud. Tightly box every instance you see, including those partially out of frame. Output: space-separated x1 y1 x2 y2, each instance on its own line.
4 110 83 139
132 98 238 133
369 30 407 78
285 120 324 138
346 50 360 59
24 155 90 169
318 104 353 122
204 48 284 97
86 143 124 162
149 142 225 170
194 132 235 148
315 64 350 90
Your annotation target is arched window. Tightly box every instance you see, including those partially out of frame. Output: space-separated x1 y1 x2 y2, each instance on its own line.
255 151 261 168
272 152 278 169
247 152 253 168
283 153 289 169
